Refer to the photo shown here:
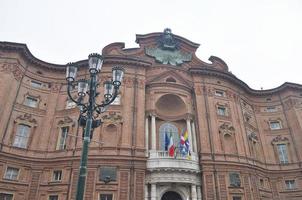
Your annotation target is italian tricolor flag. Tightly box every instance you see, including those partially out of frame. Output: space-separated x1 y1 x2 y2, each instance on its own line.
168 134 175 157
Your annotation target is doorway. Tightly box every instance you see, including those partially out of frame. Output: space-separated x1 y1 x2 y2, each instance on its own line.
161 191 183 200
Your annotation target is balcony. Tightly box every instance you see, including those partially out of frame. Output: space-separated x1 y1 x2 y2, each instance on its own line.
147 150 200 172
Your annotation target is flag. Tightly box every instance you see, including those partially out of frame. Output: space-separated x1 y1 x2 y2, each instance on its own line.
180 129 190 159
168 134 175 157
164 132 169 151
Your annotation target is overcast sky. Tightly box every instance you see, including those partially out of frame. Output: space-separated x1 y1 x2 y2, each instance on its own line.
1 0 301 90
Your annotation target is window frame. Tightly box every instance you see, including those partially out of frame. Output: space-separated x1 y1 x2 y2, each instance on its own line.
159 122 179 151
48 194 59 200
0 192 14 200
215 90 224 97
217 106 227 116
65 99 77 109
24 96 39 108
111 94 121 105
30 80 43 89
99 193 114 200
12 124 31 149
285 180 296 190
269 121 282 130
266 106 277 112
52 170 63 182
56 126 69 150
4 166 20 181
277 143 289 164
99 166 117 183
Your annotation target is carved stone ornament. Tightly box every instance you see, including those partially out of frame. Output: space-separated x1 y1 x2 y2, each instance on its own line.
102 112 123 123
219 123 235 136
15 113 37 125
58 116 74 126
248 132 258 143
229 172 241 187
145 28 192 66
271 135 289 144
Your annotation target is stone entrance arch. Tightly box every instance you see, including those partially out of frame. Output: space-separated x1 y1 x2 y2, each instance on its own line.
161 191 183 200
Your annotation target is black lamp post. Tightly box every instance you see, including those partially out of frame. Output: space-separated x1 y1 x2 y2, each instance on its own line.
66 53 124 200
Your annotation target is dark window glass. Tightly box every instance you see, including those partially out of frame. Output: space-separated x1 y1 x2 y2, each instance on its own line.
100 194 113 200
49 195 58 200
99 167 117 182
0 193 13 200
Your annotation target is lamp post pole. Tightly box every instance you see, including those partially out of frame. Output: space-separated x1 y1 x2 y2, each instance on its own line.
65 53 124 200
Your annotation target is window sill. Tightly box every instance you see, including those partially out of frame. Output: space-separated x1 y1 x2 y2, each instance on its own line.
2 178 18 182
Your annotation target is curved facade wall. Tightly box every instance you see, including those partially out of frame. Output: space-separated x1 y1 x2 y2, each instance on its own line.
0 30 302 200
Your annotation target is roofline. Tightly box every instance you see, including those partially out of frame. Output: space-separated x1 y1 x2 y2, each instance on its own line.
189 67 302 96
136 32 200 48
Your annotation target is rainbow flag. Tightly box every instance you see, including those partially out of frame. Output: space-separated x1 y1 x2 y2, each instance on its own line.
180 129 190 158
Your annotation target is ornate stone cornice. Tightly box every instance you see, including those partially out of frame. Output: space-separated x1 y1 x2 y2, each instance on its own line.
0 42 151 71
189 67 302 96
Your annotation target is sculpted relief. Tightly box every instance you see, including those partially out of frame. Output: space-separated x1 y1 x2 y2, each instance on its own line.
145 28 192 66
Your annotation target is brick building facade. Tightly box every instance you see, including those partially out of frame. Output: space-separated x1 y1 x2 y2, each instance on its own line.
0 29 302 200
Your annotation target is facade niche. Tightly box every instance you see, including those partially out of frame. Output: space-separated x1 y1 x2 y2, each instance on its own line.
101 112 122 147
219 123 237 154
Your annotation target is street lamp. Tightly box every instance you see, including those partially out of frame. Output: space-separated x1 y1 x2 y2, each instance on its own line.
66 53 124 200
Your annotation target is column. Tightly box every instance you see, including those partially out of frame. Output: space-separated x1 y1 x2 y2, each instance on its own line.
145 116 149 156
186 118 193 153
151 183 156 200
151 115 156 150
197 186 202 200
145 184 149 200
191 121 198 152
191 184 197 200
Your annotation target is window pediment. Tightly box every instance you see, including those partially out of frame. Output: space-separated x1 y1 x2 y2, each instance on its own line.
271 135 289 144
14 113 37 126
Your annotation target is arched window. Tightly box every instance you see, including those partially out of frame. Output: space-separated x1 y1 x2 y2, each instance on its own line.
159 123 179 151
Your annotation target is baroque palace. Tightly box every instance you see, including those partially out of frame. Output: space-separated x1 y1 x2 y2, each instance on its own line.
0 29 302 200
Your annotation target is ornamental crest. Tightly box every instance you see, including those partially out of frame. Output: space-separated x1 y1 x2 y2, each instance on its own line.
145 28 192 66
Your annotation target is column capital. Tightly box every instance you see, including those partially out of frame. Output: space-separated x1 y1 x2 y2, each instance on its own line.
185 113 194 121
146 110 157 118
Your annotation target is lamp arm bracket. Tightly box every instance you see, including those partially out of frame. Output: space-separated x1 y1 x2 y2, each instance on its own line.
95 86 119 111
67 82 87 109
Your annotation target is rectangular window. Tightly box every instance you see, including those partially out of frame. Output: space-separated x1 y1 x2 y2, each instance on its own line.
100 194 113 200
13 124 30 148
56 127 68 150
266 106 277 112
277 144 289 164
215 90 224 97
49 195 59 200
99 167 117 182
285 180 296 190
24 96 38 108
232 197 242 200
65 99 77 109
260 179 264 187
53 170 62 181
111 95 121 105
270 121 281 130
30 81 42 88
4 167 19 180
217 106 227 116
0 193 13 200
